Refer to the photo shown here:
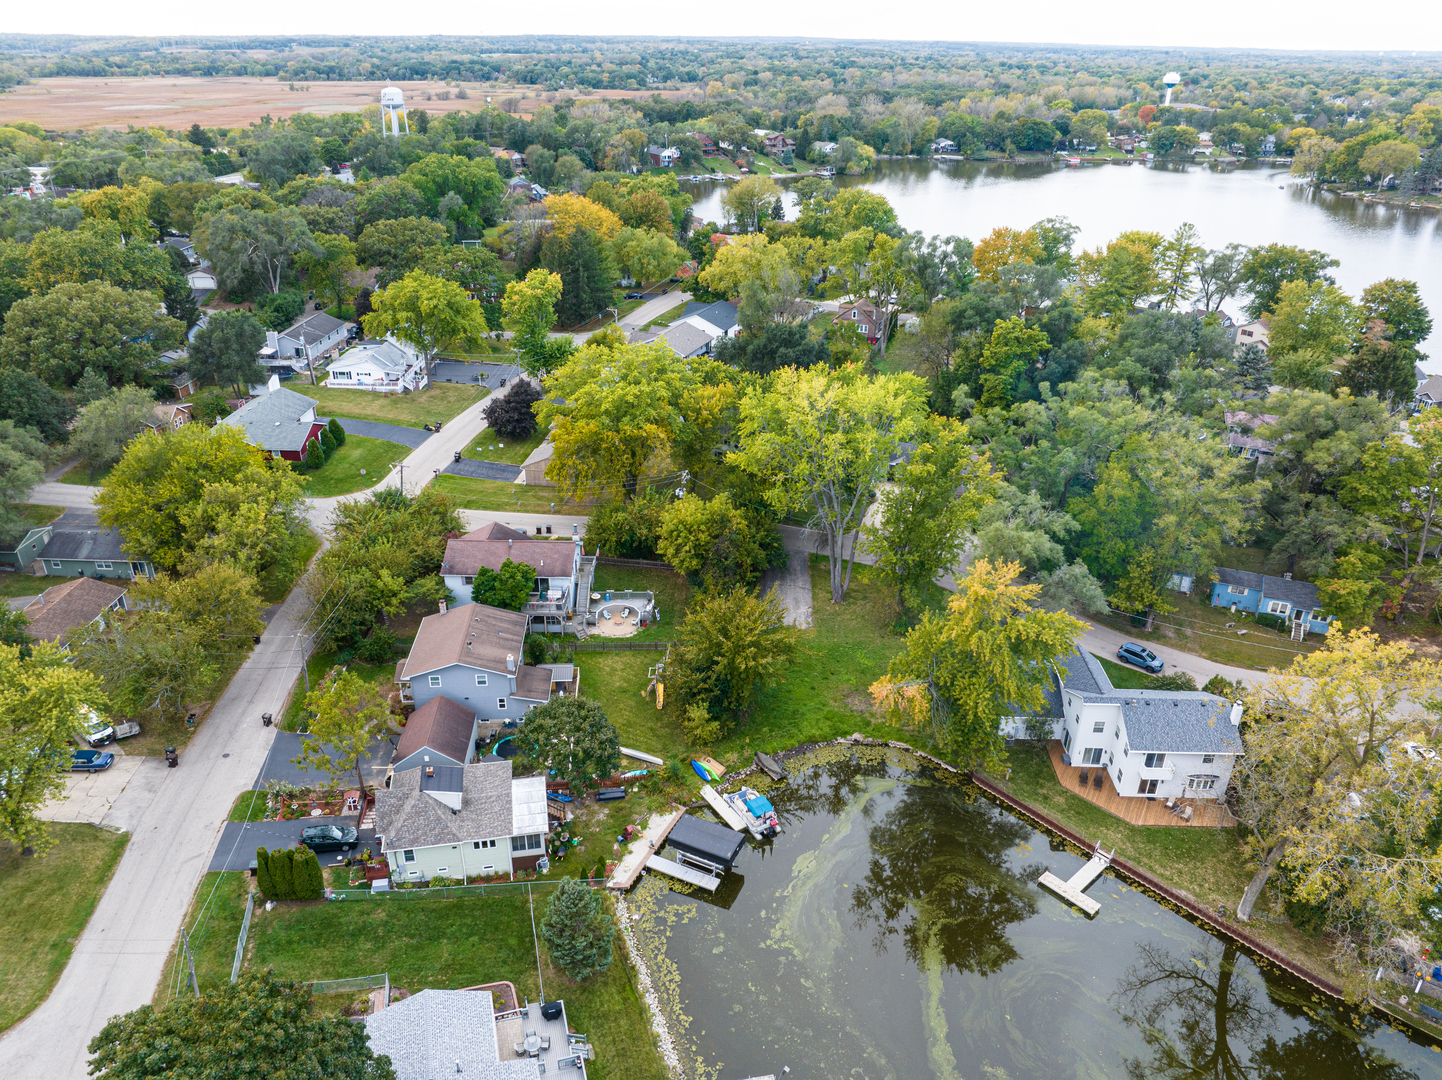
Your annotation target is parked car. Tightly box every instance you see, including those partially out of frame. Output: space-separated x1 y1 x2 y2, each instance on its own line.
79 708 114 747
624 291 643 300
301 824 358 852
71 749 115 772
1116 641 1164 673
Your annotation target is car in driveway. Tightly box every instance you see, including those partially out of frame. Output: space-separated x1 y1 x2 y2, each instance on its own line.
1116 641 1164 673
301 824 358 852
71 749 115 772
624 291 644 300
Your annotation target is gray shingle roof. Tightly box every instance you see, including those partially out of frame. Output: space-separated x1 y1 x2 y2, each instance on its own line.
658 320 715 357
682 300 739 333
398 603 526 680
375 760 515 852
334 337 417 375
1105 692 1243 755
220 387 321 452
1214 567 1320 609
1057 650 1110 695
364 990 540 1080
282 311 346 345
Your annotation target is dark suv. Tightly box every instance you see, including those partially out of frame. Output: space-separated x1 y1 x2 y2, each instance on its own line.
300 824 358 852
1116 641 1164 673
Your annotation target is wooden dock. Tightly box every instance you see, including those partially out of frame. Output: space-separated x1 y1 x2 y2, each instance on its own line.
645 854 719 891
606 809 685 890
699 784 748 832
620 746 664 766
1038 843 1113 917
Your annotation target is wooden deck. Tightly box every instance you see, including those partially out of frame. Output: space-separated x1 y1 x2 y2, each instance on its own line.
1045 741 1238 828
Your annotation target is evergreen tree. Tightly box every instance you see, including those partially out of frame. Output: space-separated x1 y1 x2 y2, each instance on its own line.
255 846 276 901
304 438 324 471
539 877 614 980
271 847 296 900
1234 342 1272 393
328 417 347 447
320 426 337 461
294 847 324 899
541 228 615 328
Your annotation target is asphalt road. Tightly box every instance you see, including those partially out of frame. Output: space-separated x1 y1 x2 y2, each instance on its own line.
208 817 377 872
321 417 432 449
431 360 523 388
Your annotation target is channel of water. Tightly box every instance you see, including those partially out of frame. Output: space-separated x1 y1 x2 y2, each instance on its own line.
683 159 1442 362
630 745 1442 1080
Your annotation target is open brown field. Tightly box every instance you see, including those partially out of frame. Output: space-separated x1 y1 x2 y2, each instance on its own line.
0 77 696 131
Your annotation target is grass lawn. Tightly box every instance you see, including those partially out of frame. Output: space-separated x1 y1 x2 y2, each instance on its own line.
1093 591 1320 671
462 426 546 466
0 572 46 599
256 527 322 605
701 156 739 174
589 565 689 645
17 504 65 528
301 435 406 498
229 790 268 822
323 304 357 320
281 649 400 732
0 824 129 1031
307 383 487 429
236 889 665 1080
156 871 251 1004
430 474 588 513
640 308 685 330
60 462 111 486
1094 653 1161 690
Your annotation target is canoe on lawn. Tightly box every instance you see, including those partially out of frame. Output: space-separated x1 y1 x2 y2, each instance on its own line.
691 758 721 782
697 755 727 777
754 751 787 781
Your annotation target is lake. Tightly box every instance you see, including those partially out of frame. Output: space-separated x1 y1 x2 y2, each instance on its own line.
683 159 1442 363
631 747 1442 1080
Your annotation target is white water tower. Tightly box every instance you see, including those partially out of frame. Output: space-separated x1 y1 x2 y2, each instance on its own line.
1163 72 1181 107
380 84 409 137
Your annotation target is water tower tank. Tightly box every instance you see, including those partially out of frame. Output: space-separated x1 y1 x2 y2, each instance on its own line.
1163 72 1182 87
380 85 405 108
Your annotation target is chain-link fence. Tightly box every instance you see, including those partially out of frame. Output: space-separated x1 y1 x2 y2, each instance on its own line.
307 973 390 998
327 877 605 902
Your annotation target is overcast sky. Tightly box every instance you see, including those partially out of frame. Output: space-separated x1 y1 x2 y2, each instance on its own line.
8 0 1442 54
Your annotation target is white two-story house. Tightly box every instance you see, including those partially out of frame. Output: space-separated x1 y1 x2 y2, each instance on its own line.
375 759 550 882
1006 651 1243 803
326 336 429 394
394 602 574 718
440 523 597 636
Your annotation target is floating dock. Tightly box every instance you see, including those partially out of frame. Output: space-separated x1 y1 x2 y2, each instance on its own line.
1037 843 1114 917
645 854 720 891
620 746 664 766
699 784 748 832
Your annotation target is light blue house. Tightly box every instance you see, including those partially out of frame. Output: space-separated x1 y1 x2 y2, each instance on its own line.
1209 568 1332 636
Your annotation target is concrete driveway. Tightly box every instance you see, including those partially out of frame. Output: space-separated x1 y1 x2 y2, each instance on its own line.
760 532 814 629
38 754 144 825
24 482 100 509
208 817 377 872
619 290 691 330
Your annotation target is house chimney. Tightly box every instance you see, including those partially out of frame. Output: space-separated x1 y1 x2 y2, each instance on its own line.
439 599 448 614
426 766 434 777
507 653 516 672
1230 701 1244 726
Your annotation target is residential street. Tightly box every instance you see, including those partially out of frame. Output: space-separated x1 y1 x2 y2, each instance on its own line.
0 573 312 1079
618 290 691 330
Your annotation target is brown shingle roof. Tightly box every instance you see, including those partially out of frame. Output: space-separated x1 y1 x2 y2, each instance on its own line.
374 760 515 852
398 604 526 680
513 666 552 702
23 577 127 643
441 525 576 580
395 696 476 766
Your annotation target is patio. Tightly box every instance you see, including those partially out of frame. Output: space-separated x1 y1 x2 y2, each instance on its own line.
586 590 656 638
1045 741 1238 828
494 999 594 1075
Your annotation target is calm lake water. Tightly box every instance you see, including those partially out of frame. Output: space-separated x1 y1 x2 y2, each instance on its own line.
633 748 1442 1080
684 159 1442 362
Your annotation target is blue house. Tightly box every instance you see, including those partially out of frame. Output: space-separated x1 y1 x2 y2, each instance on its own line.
1209 568 1332 635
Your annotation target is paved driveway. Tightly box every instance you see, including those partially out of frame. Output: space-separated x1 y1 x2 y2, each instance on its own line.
208 817 377 872
619 290 691 330
39 754 145 825
431 360 523 389
255 731 393 789
321 417 432 449
445 459 522 482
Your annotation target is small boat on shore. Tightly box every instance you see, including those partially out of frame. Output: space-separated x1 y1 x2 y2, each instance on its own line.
754 751 787 781
723 786 780 840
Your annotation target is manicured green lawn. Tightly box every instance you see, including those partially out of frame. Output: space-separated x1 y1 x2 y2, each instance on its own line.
701 156 739 174
308 383 487 429
0 572 45 599
236 889 665 1079
462 426 546 466
256 527 322 605
0 824 129 1031
229 790 268 822
301 435 405 498
1094 653 1159 690
60 463 110 486
17 504 65 528
430 474 585 512
156 871 251 1003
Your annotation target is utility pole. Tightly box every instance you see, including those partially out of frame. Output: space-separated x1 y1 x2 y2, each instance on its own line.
181 927 200 998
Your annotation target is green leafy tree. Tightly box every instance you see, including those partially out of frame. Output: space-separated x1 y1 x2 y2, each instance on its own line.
402 153 504 236
657 493 774 592
0 368 75 443
68 385 157 478
1076 231 1163 315
610 226 686 286
0 421 46 548
1239 244 1339 321
968 317 1051 408
1358 278 1432 349
1340 409 1442 570
1316 548 1397 629
667 586 799 743
0 642 109 855
502 269 564 377
354 177 427 229
863 422 999 615
0 281 183 387
24 219 173 296
362 270 487 370
513 697 620 797
1156 222 1204 309
540 877 614 981
871 559 1086 767
973 484 1078 572
469 558 535 610
298 232 358 313
255 846 276 900
189 309 268 395
1267 279 1359 358
89 971 396 1079
356 217 449 288
328 417 347 447
730 365 927 603
198 205 321 296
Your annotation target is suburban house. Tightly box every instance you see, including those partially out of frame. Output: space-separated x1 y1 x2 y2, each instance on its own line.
259 312 350 375
762 132 796 156
394 601 573 716
647 145 681 168
374 759 549 882
391 695 480 773
168 372 200 399
812 141 839 157
364 990 542 1080
686 132 717 154
440 523 597 636
1006 651 1244 804
1209 568 1333 636
629 316 727 358
142 402 192 433
833 299 887 344
1224 410 1279 460
1234 318 1271 351
21 577 128 644
1416 374 1442 408
931 137 958 153
680 300 740 335
219 384 327 461
0 508 155 580
491 147 527 168
326 336 430 393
